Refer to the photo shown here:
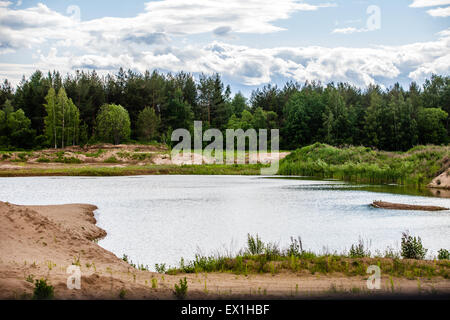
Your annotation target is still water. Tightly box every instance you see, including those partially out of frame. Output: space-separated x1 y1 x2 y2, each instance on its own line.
0 175 449 267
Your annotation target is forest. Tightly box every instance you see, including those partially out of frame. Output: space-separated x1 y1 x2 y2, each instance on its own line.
0 69 448 151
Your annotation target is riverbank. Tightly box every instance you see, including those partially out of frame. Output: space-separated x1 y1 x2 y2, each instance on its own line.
0 144 290 177
0 164 266 177
279 143 450 188
1 201 449 300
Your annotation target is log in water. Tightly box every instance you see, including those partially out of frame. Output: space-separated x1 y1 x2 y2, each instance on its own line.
372 201 449 211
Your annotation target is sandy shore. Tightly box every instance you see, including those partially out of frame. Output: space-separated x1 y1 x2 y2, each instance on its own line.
1 201 449 300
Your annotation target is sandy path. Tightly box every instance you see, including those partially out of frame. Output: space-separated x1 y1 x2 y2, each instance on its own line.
0 201 449 300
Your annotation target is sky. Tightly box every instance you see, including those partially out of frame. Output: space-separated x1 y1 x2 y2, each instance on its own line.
0 0 449 96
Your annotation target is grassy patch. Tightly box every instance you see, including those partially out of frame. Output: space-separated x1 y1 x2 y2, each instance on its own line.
165 234 450 279
84 149 106 158
103 156 120 164
279 143 449 187
32 279 54 300
0 164 266 177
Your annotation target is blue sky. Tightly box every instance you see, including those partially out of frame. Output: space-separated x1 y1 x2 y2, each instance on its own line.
0 0 449 96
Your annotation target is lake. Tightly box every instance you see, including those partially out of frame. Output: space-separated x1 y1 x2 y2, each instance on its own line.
0 175 449 268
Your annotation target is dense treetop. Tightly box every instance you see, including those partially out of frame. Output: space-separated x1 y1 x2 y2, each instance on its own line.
0 69 448 151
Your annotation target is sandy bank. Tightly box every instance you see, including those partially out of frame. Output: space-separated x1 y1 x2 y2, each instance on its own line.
1 201 449 300
429 169 450 190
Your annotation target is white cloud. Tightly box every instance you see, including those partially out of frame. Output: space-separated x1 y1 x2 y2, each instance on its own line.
427 6 450 16
0 1 448 89
0 1 336 54
410 0 450 7
5 29 447 89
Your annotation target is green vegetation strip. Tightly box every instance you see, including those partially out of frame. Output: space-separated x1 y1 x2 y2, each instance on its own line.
161 234 449 279
279 143 449 187
0 164 266 177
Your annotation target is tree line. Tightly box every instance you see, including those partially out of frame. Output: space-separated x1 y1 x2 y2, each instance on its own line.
0 69 448 151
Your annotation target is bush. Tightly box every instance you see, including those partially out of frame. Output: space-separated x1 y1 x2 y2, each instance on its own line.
32 279 54 300
247 233 264 255
104 156 119 163
119 288 126 299
174 277 188 299
155 263 167 274
96 104 131 145
401 232 428 260
349 239 371 258
438 249 449 260
287 236 303 257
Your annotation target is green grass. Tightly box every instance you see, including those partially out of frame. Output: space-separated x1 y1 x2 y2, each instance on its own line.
165 234 450 279
0 164 266 177
279 143 449 187
83 149 106 158
32 279 54 300
103 156 120 163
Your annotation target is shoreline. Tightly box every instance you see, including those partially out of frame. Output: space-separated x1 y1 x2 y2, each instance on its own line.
0 201 449 300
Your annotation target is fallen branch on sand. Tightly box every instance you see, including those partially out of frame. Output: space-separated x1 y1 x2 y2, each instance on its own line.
371 201 449 211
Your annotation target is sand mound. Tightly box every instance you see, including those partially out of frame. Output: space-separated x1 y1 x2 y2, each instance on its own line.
0 201 172 299
428 169 450 190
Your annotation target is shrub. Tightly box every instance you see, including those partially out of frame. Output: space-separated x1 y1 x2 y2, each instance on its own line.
151 278 158 289
174 277 188 299
287 236 303 257
96 104 131 145
247 233 264 255
104 156 119 163
438 249 449 260
349 239 371 258
32 279 54 300
401 232 427 260
119 288 126 299
155 263 167 274
25 274 34 283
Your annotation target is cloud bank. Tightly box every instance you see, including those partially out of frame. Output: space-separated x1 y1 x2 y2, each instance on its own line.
0 1 449 90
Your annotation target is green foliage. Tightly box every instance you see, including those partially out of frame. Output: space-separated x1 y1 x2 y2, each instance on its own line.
1 71 449 152
418 108 448 145
96 104 131 144
247 233 264 255
137 107 160 142
438 249 449 260
32 279 54 300
103 156 120 163
44 88 80 148
166 233 449 279
119 288 126 299
173 277 188 299
26 274 34 283
349 239 371 258
155 263 167 274
0 163 265 177
0 100 36 149
279 143 449 186
401 232 428 260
